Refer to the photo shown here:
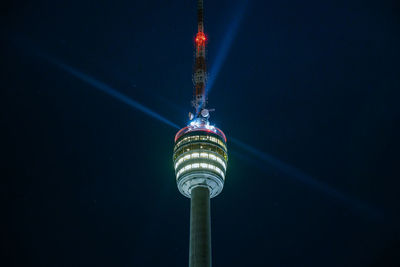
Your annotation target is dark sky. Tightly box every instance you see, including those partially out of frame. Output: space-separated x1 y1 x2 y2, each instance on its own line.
2 0 400 266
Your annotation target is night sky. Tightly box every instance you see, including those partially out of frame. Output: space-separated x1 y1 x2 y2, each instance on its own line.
2 0 400 266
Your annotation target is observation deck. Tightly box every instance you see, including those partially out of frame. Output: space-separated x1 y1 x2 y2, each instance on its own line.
173 119 228 198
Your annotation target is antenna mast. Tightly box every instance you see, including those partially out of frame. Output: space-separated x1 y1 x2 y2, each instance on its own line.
192 0 207 114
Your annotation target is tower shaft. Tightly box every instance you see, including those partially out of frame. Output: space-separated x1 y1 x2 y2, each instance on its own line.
189 186 211 267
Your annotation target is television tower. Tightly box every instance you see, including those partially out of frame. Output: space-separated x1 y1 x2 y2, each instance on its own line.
173 1 228 266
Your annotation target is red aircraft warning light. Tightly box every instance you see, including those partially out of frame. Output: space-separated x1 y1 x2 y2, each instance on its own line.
195 32 206 45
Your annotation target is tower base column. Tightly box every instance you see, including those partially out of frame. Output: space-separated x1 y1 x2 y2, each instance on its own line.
189 186 211 267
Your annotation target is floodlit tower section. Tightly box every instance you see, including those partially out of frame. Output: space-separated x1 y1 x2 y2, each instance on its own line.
173 118 228 267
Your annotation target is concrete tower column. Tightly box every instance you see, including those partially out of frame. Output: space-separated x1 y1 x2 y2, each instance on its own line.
189 186 211 267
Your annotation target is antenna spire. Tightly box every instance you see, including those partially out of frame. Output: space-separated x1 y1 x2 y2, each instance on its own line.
192 0 207 114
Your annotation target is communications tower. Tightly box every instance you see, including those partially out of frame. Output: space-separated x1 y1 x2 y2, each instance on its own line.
173 0 228 266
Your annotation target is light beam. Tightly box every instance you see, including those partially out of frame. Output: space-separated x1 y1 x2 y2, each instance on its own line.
230 137 383 219
205 0 248 99
44 57 180 129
